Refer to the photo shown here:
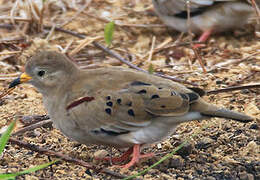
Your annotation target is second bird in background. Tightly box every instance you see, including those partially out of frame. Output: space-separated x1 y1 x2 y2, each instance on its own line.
152 0 257 47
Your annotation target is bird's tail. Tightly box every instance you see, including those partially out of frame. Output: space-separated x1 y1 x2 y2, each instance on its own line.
195 101 253 123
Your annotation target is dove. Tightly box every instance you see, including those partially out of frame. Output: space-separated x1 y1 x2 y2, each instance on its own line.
9 51 253 168
152 0 256 47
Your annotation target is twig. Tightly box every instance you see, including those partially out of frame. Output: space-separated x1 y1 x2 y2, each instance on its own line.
206 84 260 95
192 47 207 73
0 87 15 99
0 50 21 56
92 42 198 86
59 0 92 28
8 137 127 178
38 0 46 32
69 36 103 57
0 16 31 22
186 1 207 73
143 41 204 58
0 36 25 43
208 51 260 73
42 25 198 86
19 115 50 126
44 25 85 38
45 24 56 41
13 119 52 136
147 36 156 62
230 71 258 86
251 0 260 24
186 1 193 43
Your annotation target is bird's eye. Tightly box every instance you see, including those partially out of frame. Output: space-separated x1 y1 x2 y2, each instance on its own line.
37 70 45 77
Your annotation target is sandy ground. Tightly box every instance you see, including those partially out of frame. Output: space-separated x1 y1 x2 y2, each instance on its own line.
0 0 259 179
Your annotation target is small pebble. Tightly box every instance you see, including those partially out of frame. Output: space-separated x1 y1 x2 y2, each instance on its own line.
248 173 254 180
176 142 194 156
249 123 258 130
93 149 109 159
207 176 216 180
169 155 184 168
238 171 250 180
215 80 223 85
195 137 214 149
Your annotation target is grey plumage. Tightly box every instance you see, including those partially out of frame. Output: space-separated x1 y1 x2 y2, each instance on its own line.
9 51 254 168
152 0 255 34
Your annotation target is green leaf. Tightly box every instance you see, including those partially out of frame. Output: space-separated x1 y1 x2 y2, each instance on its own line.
0 160 59 180
0 120 16 155
148 64 154 74
104 21 115 46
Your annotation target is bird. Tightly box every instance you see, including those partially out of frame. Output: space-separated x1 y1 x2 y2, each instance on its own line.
9 51 253 168
152 0 256 47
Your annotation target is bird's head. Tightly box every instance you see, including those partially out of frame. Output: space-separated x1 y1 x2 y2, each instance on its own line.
9 51 78 94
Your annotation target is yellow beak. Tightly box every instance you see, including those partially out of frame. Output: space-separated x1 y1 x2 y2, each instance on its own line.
9 72 32 88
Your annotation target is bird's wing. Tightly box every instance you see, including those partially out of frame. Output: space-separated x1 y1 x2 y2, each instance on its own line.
65 78 200 135
153 0 234 15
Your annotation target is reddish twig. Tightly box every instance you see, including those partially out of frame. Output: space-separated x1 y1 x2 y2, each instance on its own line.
8 137 127 178
192 47 207 73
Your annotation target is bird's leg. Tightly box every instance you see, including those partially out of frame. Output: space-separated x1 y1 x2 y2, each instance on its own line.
193 29 213 48
139 152 155 159
119 145 155 168
120 144 140 168
98 145 155 168
97 147 133 163
109 147 113 165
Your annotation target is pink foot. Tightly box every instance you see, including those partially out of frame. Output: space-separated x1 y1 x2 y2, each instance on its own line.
193 29 213 48
119 145 155 169
95 147 133 163
97 145 155 168
120 144 140 169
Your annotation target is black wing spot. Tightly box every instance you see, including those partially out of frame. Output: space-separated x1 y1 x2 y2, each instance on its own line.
158 87 163 89
186 93 199 102
100 128 129 136
91 128 129 136
130 81 151 86
180 93 199 102
117 98 122 104
106 101 113 107
106 96 111 100
126 102 132 106
151 94 160 99
137 89 147 94
128 109 135 117
188 87 206 97
180 93 189 100
161 105 166 108
105 108 112 115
